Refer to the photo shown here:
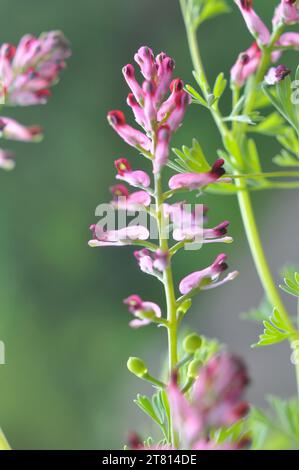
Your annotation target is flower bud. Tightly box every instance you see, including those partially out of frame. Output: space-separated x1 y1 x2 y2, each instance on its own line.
127 357 148 378
183 333 203 354
187 359 203 379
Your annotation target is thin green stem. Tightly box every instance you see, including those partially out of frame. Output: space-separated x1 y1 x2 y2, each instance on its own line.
296 299 299 399
154 172 178 447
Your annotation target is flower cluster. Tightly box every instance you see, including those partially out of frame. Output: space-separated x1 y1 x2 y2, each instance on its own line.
129 352 250 450
0 31 71 169
167 352 250 450
231 0 299 87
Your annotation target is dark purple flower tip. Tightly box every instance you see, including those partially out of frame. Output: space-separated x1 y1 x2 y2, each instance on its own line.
157 124 171 142
170 78 184 92
275 64 291 80
214 221 230 236
123 294 143 312
107 110 126 127
211 159 226 178
142 80 156 96
110 183 129 198
128 433 143 450
122 64 135 78
240 0 252 10
212 253 228 273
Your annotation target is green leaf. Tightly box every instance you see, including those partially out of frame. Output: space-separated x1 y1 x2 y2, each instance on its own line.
251 112 287 137
241 297 272 322
279 270 299 298
187 0 230 30
250 397 299 450
172 138 211 173
185 84 208 108
213 72 227 99
253 308 293 347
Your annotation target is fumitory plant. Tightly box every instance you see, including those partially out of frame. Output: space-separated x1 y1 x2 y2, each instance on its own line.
90 0 299 451
0 30 71 449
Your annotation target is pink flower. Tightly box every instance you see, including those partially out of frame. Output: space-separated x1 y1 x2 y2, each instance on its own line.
88 224 149 247
173 220 232 245
234 1 270 45
167 353 249 448
158 78 184 121
134 46 157 81
273 0 299 26
179 253 238 295
277 31 299 49
0 31 70 106
107 110 151 151
115 158 150 188
127 93 146 128
265 64 291 85
0 117 42 142
166 92 191 132
156 52 176 102
231 42 261 87
143 80 157 129
191 353 250 430
110 183 151 209
0 148 14 170
153 125 171 174
168 159 225 191
122 65 144 104
134 248 169 275
124 294 161 328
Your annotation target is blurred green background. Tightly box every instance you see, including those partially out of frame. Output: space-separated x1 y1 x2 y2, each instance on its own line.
0 0 298 449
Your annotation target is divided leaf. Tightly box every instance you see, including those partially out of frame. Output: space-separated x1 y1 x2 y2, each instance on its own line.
253 308 293 347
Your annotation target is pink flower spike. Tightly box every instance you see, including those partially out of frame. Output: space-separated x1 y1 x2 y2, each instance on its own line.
107 110 151 151
278 32 299 50
134 248 168 275
231 42 261 87
179 253 232 295
134 46 156 81
88 225 149 247
0 117 42 142
115 158 151 188
273 0 299 26
122 64 144 104
234 1 270 45
153 125 171 174
124 294 161 328
168 159 225 190
0 148 15 170
265 65 291 85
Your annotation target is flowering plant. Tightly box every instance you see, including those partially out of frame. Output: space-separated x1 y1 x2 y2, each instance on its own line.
89 0 299 450
0 30 70 449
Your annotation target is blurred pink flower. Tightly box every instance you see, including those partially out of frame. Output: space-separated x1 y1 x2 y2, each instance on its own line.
231 42 261 87
110 183 151 209
89 225 149 247
115 158 151 188
124 294 161 328
234 1 270 45
0 117 42 142
265 64 291 85
273 0 299 25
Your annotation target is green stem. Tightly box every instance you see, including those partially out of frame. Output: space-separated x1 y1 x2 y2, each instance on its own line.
0 429 10 450
296 299 299 399
154 172 178 447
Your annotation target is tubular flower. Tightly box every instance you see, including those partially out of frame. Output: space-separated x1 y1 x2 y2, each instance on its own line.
134 248 169 275
277 31 299 49
115 158 151 188
0 31 71 106
167 353 249 448
124 294 161 328
179 254 238 295
231 42 262 87
234 1 270 45
168 159 225 191
273 0 299 25
110 184 151 209
108 46 190 173
265 64 291 85
88 224 149 247
0 117 42 142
